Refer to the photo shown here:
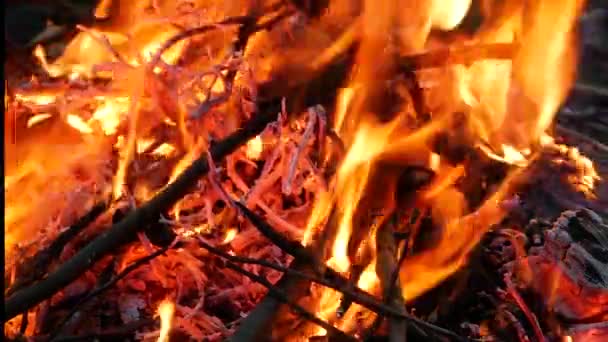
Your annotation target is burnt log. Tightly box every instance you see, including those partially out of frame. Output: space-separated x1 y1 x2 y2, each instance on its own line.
506 209 608 326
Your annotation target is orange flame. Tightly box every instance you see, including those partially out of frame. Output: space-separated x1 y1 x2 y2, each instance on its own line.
4 0 593 338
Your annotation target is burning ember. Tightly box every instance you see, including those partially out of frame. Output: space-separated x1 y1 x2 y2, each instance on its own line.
4 0 607 341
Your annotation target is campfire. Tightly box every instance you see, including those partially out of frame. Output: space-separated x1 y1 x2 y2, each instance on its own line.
4 0 608 341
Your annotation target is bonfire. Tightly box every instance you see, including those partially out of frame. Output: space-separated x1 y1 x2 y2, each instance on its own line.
4 0 607 341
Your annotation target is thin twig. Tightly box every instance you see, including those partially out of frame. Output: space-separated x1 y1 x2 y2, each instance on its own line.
573 82 608 97
375 219 407 342
233 201 313 262
223 261 356 341
191 7 294 119
283 107 318 195
148 16 250 70
196 235 466 341
149 4 292 72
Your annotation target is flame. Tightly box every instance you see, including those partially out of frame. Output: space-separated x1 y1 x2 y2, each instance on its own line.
222 228 238 244
301 1 585 335
479 144 531 167
91 97 130 136
94 0 113 20
27 114 53 128
152 143 177 157
15 92 57 106
157 299 175 342
245 135 264 160
34 18 186 79
4 0 593 339
430 0 473 31
66 114 94 134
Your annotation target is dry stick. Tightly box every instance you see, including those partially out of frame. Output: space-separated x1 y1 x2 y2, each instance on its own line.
336 263 364 318
365 210 428 340
50 245 172 340
223 261 357 341
375 220 407 342
233 201 314 262
230 204 468 341
7 201 109 297
4 105 281 321
198 239 466 341
147 16 250 69
283 107 318 195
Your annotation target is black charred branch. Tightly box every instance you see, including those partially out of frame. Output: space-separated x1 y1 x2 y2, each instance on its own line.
375 219 407 342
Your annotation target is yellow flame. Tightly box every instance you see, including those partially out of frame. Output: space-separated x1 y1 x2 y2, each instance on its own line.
157 299 175 342
430 0 473 31
429 153 441 171
15 92 57 106
66 114 93 134
91 97 130 136
479 144 531 167
222 228 238 244
152 143 176 157
136 138 156 154
27 114 53 128
245 135 263 160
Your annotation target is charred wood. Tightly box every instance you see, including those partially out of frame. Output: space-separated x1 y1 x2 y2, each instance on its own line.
375 220 407 342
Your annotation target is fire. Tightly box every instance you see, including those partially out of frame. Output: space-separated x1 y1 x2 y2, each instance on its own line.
91 97 130 136
300 0 586 335
430 0 473 31
245 135 264 160
4 0 599 340
479 143 531 167
15 92 57 106
222 228 238 244
26 113 53 128
66 114 94 134
157 299 175 342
